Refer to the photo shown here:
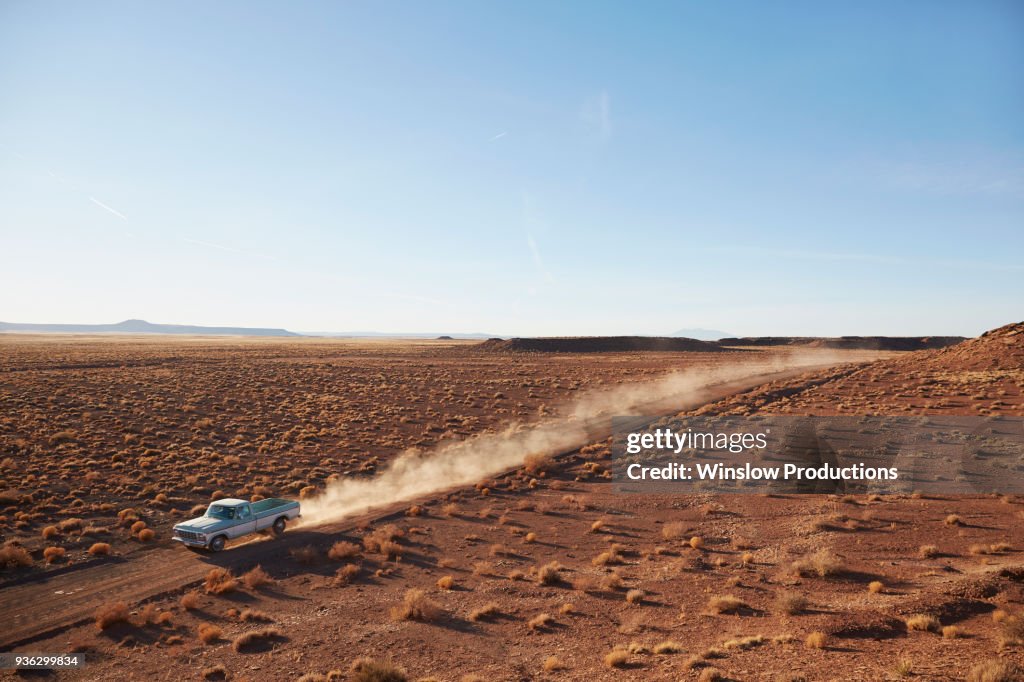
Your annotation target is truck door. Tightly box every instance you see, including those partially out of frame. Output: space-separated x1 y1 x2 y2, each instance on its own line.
235 503 257 537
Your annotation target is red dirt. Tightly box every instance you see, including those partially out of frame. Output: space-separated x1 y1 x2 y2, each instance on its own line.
2 329 1023 681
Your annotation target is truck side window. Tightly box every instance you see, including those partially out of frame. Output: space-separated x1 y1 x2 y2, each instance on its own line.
238 505 250 520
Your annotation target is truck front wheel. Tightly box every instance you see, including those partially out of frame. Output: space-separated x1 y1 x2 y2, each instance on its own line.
209 535 226 552
272 517 287 536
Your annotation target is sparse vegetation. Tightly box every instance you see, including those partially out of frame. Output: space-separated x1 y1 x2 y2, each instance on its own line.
198 623 223 644
707 595 746 614
391 588 443 622
205 568 238 595
95 602 129 630
905 613 941 632
805 631 828 649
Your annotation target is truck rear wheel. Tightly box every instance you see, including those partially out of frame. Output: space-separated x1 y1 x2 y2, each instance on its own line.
209 535 226 552
272 517 287 536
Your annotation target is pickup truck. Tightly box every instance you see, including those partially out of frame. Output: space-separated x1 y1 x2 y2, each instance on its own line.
172 498 301 552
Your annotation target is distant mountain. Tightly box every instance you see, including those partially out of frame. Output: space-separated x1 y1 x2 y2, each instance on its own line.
671 328 734 341
0 319 299 337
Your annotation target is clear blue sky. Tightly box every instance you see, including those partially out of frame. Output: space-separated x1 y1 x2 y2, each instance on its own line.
2 1 1021 336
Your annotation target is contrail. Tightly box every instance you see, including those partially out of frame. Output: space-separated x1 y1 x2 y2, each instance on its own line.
89 197 128 221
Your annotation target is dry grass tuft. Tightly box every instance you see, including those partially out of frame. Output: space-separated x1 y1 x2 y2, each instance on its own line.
328 541 361 561
242 565 274 590
88 542 111 556
942 625 964 639
542 656 566 671
805 631 828 649
468 602 500 622
537 561 563 586
707 594 746 614
0 544 32 569
791 549 843 577
43 546 66 564
205 568 238 595
350 659 408 682
95 602 129 630
436 575 455 590
653 640 684 654
689 536 705 550
603 647 629 668
919 544 939 559
390 588 443 622
197 622 223 644
180 591 201 610
868 580 884 594
232 627 283 653
905 614 941 632
527 613 554 631
966 659 1024 682
944 514 962 526
775 591 808 615
625 588 644 605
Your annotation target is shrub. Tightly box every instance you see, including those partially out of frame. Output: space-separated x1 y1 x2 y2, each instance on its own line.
240 609 273 622
625 589 644 605
333 564 360 586
95 602 130 630
967 659 1024 682
775 591 808 615
328 541 361 561
707 595 746 614
698 669 725 682
689 536 705 550
205 568 238 595
180 591 201 610
242 565 274 589
390 588 443 622
137 528 155 542
41 525 59 539
528 613 554 631
202 665 229 680
603 647 629 668
942 625 963 639
905 614 940 632
232 627 283 653
1000 613 1024 645
805 631 828 649
88 542 111 556
350 659 408 682
130 520 147 534
43 546 66 564
653 640 684 654
919 544 939 559
791 549 843 577
944 514 962 526
0 544 32 569
436 575 454 590
662 521 687 540
542 656 566 671
537 561 562 586
868 580 884 594
198 623 222 643
468 602 500 622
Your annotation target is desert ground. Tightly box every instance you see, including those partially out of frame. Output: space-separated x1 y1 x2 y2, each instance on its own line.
1 327 1022 681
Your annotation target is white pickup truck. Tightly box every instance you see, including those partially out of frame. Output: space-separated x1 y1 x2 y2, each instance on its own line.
172 498 301 552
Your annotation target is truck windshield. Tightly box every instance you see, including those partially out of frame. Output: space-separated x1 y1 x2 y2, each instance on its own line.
207 505 236 520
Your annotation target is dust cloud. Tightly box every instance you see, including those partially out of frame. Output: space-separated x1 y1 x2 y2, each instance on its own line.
298 353 837 528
